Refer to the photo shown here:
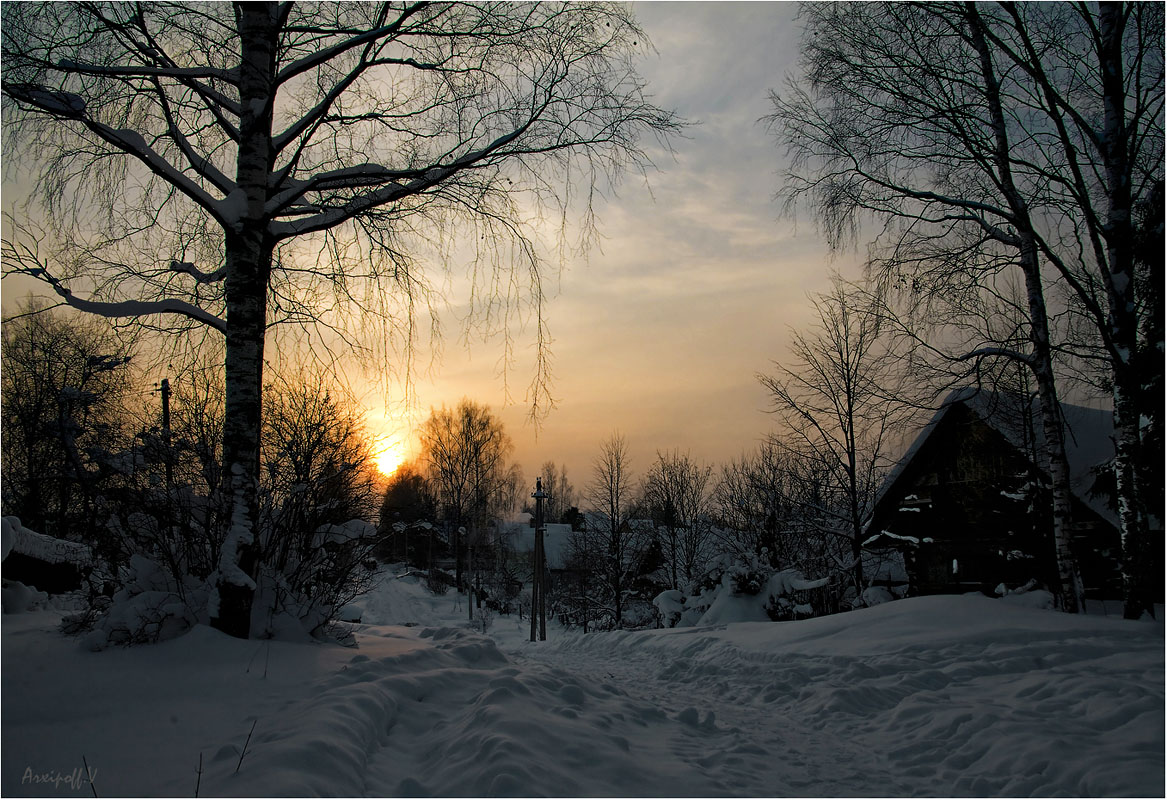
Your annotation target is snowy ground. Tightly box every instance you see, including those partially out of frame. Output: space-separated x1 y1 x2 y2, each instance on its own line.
3 569 1163 797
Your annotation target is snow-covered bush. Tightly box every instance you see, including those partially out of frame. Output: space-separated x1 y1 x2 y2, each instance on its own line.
652 589 684 627
247 519 382 640
73 554 209 649
652 551 830 627
728 550 770 595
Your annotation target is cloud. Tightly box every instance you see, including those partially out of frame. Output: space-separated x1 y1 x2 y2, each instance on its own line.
386 3 866 480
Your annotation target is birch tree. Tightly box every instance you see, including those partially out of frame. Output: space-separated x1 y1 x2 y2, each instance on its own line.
770 2 1163 615
1 2 679 637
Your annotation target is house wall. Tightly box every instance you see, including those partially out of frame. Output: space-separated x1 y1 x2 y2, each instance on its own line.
874 405 1066 596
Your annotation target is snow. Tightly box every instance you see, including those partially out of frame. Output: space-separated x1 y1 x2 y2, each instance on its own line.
8 85 86 115
860 585 894 606
316 519 374 546
1 517 92 566
652 588 684 616
3 571 1162 797
2 582 51 614
863 529 919 547
217 475 257 591
499 520 573 570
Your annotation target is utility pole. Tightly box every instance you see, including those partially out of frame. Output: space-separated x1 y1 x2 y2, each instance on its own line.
531 477 549 642
160 377 173 490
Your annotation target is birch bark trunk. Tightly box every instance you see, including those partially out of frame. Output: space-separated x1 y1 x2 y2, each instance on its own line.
212 3 279 639
1097 5 1152 619
968 8 1083 612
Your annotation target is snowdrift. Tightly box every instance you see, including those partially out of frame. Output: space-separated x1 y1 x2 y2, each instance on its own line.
538 595 1165 796
3 574 1162 797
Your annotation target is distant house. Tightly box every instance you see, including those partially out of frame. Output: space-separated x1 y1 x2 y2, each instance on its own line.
497 514 575 572
864 389 1125 604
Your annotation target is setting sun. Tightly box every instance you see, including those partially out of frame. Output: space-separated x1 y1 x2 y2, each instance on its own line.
373 441 408 477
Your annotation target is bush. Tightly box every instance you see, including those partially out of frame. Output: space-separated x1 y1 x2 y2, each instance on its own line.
425 569 455 595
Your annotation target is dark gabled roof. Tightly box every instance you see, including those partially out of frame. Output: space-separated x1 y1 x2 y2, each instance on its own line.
868 388 1117 532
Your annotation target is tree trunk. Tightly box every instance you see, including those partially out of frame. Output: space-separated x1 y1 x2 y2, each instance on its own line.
211 3 278 639
1097 4 1151 620
609 534 622 629
1020 242 1083 614
967 8 1082 613
847 449 865 598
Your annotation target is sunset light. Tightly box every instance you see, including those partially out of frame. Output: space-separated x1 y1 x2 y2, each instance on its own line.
373 440 408 478
0 2 1158 796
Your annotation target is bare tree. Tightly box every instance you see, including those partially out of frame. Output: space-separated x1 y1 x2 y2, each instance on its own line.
1 2 680 636
254 371 381 635
582 433 642 628
417 398 513 592
539 461 575 524
1 301 136 542
642 449 713 591
758 286 906 600
769 2 1163 614
712 439 800 567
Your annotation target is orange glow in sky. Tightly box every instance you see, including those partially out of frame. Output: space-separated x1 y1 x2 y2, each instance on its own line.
372 439 409 478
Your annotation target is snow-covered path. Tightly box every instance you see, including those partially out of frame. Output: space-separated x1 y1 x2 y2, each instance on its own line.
501 599 1164 797
505 631 910 797
2 571 1162 797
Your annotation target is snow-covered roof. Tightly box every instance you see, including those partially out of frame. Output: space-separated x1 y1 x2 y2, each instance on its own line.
871 388 1117 529
500 521 575 570
2 517 93 567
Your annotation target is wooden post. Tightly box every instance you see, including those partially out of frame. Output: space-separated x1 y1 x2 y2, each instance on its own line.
538 525 547 641
531 477 549 642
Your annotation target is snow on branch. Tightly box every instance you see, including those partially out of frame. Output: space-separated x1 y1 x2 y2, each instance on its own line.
56 58 239 85
3 81 236 225
3 83 87 115
169 261 226 284
265 164 416 215
27 266 226 334
84 124 231 224
956 346 1035 367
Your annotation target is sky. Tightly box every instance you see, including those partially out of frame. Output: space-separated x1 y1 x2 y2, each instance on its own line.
367 2 863 485
0 2 865 490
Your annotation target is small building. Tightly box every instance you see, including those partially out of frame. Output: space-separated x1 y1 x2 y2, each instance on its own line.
2 516 93 595
864 389 1123 604
497 514 574 572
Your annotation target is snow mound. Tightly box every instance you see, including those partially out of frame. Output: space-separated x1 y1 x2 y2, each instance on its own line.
2 581 51 614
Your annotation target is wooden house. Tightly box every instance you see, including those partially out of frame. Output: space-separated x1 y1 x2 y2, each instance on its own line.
864 389 1125 604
